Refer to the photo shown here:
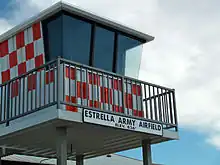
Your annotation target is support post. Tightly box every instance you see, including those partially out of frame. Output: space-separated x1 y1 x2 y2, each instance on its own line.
142 140 152 165
76 155 84 165
56 127 67 165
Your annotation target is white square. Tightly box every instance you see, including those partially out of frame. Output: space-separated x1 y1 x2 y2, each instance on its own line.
8 36 16 53
0 55 9 72
24 27 33 45
10 65 18 79
26 58 35 71
24 29 29 45
34 38 44 57
0 73 2 84
28 27 33 44
17 47 26 64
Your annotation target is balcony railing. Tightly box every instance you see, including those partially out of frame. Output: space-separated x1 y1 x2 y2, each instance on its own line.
0 57 178 131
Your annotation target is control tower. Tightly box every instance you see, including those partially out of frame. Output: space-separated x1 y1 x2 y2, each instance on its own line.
0 2 178 165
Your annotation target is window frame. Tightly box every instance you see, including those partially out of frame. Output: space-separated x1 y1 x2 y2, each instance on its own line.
42 10 145 75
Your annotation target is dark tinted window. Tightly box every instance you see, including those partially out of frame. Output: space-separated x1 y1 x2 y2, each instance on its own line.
43 12 143 76
63 15 92 65
44 16 62 61
116 34 142 75
93 26 115 72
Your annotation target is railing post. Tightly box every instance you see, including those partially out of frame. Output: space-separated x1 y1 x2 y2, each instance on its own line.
121 77 125 114
172 90 178 131
57 56 61 109
6 82 10 126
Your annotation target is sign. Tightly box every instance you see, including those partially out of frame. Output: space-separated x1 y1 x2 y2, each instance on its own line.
83 109 163 136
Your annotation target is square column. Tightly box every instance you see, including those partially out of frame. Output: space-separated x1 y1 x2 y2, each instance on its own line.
76 155 84 165
56 127 67 165
142 140 152 165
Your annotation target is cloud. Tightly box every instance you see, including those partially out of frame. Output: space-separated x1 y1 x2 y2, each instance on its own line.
1 0 220 148
0 19 12 34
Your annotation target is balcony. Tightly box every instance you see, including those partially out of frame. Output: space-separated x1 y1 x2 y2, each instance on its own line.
0 57 178 159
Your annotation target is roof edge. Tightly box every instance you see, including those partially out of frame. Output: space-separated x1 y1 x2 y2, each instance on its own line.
0 2 62 43
0 1 154 43
60 2 154 42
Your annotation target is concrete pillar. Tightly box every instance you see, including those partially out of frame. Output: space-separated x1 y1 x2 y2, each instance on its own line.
76 155 84 165
142 140 152 165
56 127 67 165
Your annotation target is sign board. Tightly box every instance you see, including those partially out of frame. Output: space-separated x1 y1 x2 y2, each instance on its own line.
83 109 163 136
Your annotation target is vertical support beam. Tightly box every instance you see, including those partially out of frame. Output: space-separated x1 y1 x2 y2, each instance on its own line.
76 155 84 165
142 140 152 165
56 127 67 165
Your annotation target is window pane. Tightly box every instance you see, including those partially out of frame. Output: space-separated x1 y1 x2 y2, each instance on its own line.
45 16 62 61
93 26 114 72
63 15 91 65
117 35 143 78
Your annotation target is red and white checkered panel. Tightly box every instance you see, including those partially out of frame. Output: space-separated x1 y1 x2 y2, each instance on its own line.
5 65 143 119
63 65 144 117
6 68 58 119
0 22 45 84
124 82 143 117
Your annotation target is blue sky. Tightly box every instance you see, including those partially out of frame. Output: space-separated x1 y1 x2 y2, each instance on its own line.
1 0 220 165
118 128 220 165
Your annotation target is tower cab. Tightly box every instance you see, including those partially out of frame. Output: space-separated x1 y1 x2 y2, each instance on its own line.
0 2 178 165
43 10 146 79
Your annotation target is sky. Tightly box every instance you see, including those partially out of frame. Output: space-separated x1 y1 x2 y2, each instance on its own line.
0 0 220 164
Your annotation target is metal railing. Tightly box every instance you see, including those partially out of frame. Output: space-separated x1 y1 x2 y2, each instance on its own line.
0 57 178 131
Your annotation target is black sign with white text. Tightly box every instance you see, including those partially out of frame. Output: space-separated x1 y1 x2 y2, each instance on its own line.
83 109 163 136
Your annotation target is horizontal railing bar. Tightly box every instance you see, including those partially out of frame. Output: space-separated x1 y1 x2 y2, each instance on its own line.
61 58 119 76
0 102 57 124
0 58 175 92
60 58 175 91
0 59 57 87
143 91 171 101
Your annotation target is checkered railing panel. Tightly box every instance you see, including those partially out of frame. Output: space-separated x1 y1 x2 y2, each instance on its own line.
63 65 143 117
0 58 178 130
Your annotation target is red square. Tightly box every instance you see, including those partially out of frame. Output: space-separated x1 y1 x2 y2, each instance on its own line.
27 74 36 91
0 40 9 57
46 70 55 84
76 82 88 99
9 51 18 68
16 31 25 49
33 22 41 41
65 96 77 112
11 81 19 98
1 69 10 83
65 66 76 80
132 84 141 96
35 54 44 68
89 100 100 108
18 62 27 75
113 79 122 90
124 93 133 109
25 43 34 60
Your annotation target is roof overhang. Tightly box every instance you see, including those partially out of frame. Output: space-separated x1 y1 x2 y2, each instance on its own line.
0 1 154 43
